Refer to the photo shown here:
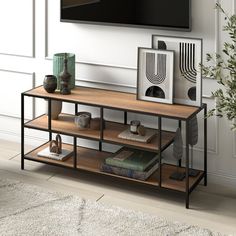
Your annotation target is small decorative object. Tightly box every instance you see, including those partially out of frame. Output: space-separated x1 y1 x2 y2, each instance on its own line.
74 112 91 130
130 120 141 134
152 35 202 106
60 53 72 95
45 100 62 120
188 115 200 177
170 128 185 181
201 4 236 130
137 47 174 104
137 125 146 136
50 134 62 154
90 117 106 130
43 75 57 93
129 120 146 136
37 134 73 161
53 53 75 90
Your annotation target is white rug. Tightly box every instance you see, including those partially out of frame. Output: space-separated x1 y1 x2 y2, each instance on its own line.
0 179 227 236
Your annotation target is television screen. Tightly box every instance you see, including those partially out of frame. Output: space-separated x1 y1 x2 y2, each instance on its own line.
61 0 191 31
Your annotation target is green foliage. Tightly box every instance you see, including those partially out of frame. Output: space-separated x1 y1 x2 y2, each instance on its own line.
201 4 236 130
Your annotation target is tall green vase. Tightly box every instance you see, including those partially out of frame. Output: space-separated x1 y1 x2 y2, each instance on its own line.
53 53 75 90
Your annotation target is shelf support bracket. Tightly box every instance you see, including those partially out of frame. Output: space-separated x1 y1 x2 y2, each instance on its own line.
48 98 52 141
178 120 182 167
124 111 127 125
99 107 104 151
158 117 162 188
204 104 208 186
74 103 78 168
185 119 190 209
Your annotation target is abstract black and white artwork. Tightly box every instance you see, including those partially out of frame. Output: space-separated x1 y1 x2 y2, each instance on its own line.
152 35 202 106
137 48 174 104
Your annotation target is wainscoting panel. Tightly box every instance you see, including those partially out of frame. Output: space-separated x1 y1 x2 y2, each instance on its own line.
0 70 35 119
0 0 35 57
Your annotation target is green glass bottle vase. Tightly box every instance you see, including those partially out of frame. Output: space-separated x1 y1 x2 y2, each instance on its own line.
53 53 75 90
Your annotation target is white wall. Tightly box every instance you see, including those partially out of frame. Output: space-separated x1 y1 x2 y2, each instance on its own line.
0 0 236 187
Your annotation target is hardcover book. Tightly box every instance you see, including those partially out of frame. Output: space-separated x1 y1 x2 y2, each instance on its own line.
105 147 158 172
101 161 159 181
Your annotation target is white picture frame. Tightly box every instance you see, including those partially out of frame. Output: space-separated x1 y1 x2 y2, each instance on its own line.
152 35 202 107
137 47 174 105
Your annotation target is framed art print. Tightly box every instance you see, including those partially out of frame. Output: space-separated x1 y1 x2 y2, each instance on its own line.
152 35 202 107
137 48 174 104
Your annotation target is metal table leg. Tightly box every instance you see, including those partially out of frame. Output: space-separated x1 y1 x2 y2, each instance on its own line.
158 117 162 187
204 104 208 186
21 94 25 170
185 120 190 209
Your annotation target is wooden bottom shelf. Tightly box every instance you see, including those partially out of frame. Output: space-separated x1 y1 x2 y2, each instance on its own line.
25 142 204 192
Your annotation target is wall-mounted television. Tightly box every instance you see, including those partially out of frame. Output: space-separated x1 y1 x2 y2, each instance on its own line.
61 0 192 31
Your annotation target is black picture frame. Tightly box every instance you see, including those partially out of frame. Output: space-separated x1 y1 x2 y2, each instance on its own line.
152 35 203 107
137 47 174 105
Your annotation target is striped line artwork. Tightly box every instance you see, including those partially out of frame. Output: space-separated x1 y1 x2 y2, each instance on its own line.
146 52 167 84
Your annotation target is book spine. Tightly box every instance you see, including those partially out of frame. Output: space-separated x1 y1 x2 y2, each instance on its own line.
101 163 158 181
105 157 157 172
101 164 145 180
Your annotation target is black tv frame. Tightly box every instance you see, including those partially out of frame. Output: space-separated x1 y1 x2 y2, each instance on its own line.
60 0 192 32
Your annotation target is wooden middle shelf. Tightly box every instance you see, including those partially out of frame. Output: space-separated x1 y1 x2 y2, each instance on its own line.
25 113 176 152
25 142 204 192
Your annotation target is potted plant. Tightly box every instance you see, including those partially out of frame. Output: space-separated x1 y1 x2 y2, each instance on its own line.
201 4 236 130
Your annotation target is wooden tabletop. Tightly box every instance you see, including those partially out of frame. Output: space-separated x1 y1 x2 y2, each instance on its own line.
24 86 201 120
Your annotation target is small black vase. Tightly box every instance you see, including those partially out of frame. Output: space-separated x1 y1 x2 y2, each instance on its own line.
43 75 57 93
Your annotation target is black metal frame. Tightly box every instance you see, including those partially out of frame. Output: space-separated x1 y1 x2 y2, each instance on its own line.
21 89 207 209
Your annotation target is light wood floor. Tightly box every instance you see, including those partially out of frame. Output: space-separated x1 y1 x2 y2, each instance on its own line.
0 139 236 235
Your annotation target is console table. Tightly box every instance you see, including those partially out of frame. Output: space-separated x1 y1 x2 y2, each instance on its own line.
21 86 207 208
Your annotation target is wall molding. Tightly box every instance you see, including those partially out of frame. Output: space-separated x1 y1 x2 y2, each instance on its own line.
0 0 35 58
231 0 236 159
215 0 220 56
76 78 136 89
232 0 236 14
0 69 35 119
45 0 49 59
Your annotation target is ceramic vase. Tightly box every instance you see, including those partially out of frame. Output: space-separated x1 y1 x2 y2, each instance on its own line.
53 53 75 90
43 75 57 93
45 100 62 120
60 54 71 95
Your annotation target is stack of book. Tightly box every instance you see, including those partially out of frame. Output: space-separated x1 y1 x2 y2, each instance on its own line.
101 147 159 181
